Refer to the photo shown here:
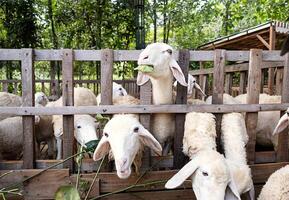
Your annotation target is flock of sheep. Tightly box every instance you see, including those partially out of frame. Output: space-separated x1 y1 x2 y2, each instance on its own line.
0 43 289 199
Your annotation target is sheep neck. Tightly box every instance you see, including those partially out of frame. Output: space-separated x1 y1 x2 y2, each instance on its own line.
150 74 173 105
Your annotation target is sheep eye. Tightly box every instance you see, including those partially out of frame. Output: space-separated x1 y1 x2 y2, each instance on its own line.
166 49 172 55
202 171 208 176
193 80 196 83
104 133 108 137
77 125 81 129
133 127 139 133
94 121 97 123
119 88 122 91
143 56 149 59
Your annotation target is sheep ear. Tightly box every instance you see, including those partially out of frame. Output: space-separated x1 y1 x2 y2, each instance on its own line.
193 82 206 97
273 113 288 135
248 186 255 200
136 72 150 86
169 59 187 87
138 126 162 156
165 159 198 189
93 137 110 161
225 179 241 200
35 115 41 125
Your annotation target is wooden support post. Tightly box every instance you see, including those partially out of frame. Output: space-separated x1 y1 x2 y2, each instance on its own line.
173 49 189 169
276 68 283 95
21 49 35 169
260 70 265 93
246 49 262 164
239 72 246 94
268 25 276 95
140 81 152 169
100 49 113 171
62 49 74 172
2 82 8 92
13 82 18 94
277 53 289 162
198 62 204 100
212 49 225 153
225 73 233 95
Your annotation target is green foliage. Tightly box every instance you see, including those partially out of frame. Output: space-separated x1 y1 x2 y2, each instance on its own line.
54 185 81 200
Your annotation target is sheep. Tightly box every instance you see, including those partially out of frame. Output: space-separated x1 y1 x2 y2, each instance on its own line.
96 82 128 105
47 87 97 107
0 115 55 160
136 43 187 155
173 74 206 102
93 95 162 179
258 164 289 200
35 92 49 106
235 93 282 149
0 92 22 121
53 114 99 160
206 93 241 104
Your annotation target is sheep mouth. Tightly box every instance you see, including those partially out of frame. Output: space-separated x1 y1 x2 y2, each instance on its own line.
134 65 154 73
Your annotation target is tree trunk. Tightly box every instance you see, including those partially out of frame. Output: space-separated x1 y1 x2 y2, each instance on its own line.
153 0 157 42
163 0 167 43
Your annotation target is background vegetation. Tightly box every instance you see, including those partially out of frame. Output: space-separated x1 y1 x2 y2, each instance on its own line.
0 0 288 82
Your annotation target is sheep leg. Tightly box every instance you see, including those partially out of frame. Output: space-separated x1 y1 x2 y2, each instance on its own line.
56 137 62 160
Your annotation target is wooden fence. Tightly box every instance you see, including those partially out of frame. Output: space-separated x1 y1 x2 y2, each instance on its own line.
0 49 289 199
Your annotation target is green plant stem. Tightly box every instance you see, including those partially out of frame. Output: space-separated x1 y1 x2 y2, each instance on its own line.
4 151 85 191
89 180 167 200
0 171 14 179
84 156 105 200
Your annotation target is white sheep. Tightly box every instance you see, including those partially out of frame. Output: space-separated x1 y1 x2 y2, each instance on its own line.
96 82 128 105
0 115 55 159
205 93 241 104
35 92 49 106
136 43 187 155
258 164 289 200
93 95 162 179
53 114 99 160
0 92 22 121
235 93 282 149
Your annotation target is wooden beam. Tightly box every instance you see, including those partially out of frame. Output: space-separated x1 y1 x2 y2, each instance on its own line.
225 73 233 95
62 49 74 172
268 25 276 95
174 49 189 169
239 72 247 94
256 34 270 49
100 49 113 105
212 49 225 152
246 49 262 164
21 49 35 169
277 53 289 162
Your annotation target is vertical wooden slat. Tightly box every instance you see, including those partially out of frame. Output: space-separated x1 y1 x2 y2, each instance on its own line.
277 53 289 162
268 25 276 95
2 82 8 92
198 62 205 100
260 70 265 93
100 49 113 105
21 48 35 169
100 49 113 171
13 82 18 94
239 72 246 94
275 68 283 95
140 81 152 169
225 73 232 95
246 49 262 164
62 49 74 171
212 49 225 152
41 81 45 93
173 49 189 169
201 75 207 100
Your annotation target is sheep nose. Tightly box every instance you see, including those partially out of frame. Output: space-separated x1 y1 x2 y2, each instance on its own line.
118 158 127 169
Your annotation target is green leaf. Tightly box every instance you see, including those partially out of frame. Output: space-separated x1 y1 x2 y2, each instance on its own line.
134 65 154 73
54 185 81 200
95 114 110 124
84 140 100 153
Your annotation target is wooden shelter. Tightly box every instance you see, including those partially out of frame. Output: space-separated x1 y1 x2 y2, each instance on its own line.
198 21 289 95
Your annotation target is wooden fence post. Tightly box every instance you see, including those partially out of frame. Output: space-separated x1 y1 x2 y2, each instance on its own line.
173 49 189 169
276 68 283 95
212 49 225 152
239 72 246 94
246 49 262 164
277 53 289 162
21 48 35 169
225 73 232 95
62 49 74 172
100 49 113 171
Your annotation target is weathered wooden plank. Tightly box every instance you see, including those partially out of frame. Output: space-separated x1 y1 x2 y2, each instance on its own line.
174 50 189 169
255 151 276 163
239 72 246 94
212 49 225 152
275 68 283 95
246 49 262 164
260 70 265 93
21 49 35 169
62 49 74 171
225 73 233 95
277 53 289 162
268 26 276 95
1 103 289 115
100 49 113 105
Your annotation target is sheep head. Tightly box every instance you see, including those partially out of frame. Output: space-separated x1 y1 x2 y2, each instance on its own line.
52 115 99 146
136 43 187 87
35 92 49 106
93 114 162 179
165 150 241 200
112 82 128 97
272 108 289 135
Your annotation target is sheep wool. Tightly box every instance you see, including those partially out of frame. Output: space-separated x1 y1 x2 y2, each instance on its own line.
258 165 289 200
0 92 22 121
